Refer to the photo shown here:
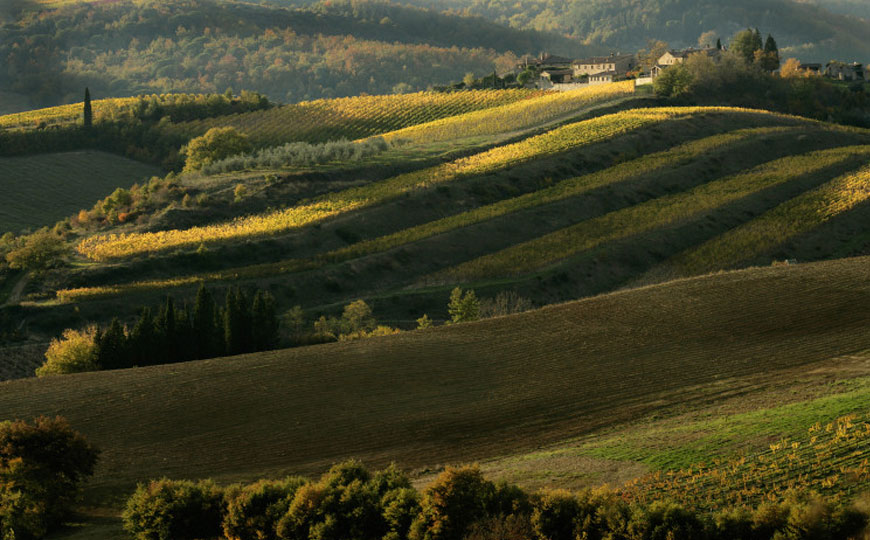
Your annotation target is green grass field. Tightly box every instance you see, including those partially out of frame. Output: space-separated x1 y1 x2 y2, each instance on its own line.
4 256 870 539
0 151 161 234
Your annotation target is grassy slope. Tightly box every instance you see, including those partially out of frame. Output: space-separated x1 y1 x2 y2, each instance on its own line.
0 151 160 234
3 256 870 511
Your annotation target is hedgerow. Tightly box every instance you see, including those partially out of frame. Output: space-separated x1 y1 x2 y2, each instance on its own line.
123 461 870 540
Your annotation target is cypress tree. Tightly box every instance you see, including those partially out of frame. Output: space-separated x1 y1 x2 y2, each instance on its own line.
129 307 157 367
716 38 722 50
753 28 763 52
156 296 178 363
224 288 241 356
174 303 194 362
96 318 130 370
83 87 93 128
192 284 221 359
252 290 278 351
761 35 781 71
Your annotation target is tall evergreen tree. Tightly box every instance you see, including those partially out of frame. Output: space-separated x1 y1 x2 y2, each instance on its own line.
192 284 221 359
760 34 781 71
95 318 130 370
252 290 278 351
155 296 178 363
129 307 157 367
223 288 242 356
716 38 722 50
83 87 92 128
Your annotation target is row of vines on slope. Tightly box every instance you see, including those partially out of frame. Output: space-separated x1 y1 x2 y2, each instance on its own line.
165 89 547 146
78 105 734 261
434 145 870 282
667 162 870 275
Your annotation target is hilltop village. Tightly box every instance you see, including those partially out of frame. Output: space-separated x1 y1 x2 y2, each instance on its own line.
520 47 868 90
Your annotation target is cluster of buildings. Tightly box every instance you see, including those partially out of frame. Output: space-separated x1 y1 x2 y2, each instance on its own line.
799 61 865 81
519 49 867 91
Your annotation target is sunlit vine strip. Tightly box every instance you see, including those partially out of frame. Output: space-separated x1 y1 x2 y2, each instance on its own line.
78 107 714 261
667 162 870 275
378 81 636 144
434 145 870 282
166 89 546 146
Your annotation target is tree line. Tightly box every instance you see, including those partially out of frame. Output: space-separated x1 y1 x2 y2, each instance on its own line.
0 0 559 109
123 460 870 540
37 285 279 375
653 29 870 128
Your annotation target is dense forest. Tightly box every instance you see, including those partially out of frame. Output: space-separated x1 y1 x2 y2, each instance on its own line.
0 0 587 111
397 0 870 61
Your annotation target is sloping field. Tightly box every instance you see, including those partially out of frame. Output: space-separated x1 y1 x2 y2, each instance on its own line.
166 89 550 146
0 151 160 233
56 106 870 306
0 97 142 131
72 106 793 262
3 256 870 509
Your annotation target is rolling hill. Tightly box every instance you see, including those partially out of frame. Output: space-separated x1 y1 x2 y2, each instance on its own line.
0 0 589 112
2 255 869 537
32 93 870 333
402 0 870 62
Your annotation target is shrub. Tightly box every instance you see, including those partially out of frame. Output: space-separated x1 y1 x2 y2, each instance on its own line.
277 461 381 540
479 291 533 319
409 465 496 540
381 487 421 540
183 127 252 172
749 491 869 540
276 461 416 540
531 489 581 540
0 417 99 540
36 326 99 376
5 229 66 271
122 478 225 540
629 500 710 540
202 137 390 175
447 287 479 324
464 514 534 540
223 477 307 540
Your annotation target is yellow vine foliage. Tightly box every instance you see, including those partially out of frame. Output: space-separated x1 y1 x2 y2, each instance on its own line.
379 81 636 144
77 104 699 262
435 145 870 282
672 162 870 274
623 414 870 509
165 89 547 146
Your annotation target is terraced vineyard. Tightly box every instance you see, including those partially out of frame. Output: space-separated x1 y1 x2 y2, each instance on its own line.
56 104 870 306
76 103 674 262
377 80 636 144
166 89 549 146
437 146 870 282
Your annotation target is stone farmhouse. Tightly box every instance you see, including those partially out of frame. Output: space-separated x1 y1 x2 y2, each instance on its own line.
825 61 865 81
530 52 638 90
573 54 636 77
651 47 722 78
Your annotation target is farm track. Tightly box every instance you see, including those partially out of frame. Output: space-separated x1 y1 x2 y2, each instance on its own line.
3 256 870 508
